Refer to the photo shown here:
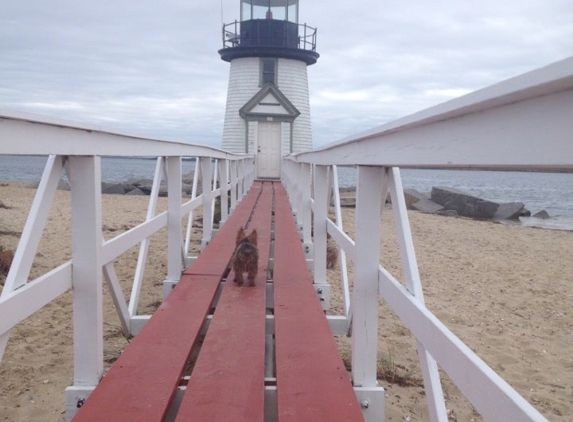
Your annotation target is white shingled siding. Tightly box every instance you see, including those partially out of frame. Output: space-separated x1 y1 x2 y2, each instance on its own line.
222 57 260 153
277 58 313 152
221 56 314 153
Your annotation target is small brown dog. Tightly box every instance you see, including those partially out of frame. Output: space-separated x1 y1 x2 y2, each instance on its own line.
232 226 259 286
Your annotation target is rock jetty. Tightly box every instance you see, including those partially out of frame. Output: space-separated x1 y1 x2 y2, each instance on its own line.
28 174 198 197
403 186 539 222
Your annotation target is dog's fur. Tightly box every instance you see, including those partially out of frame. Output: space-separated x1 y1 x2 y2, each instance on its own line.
232 226 259 286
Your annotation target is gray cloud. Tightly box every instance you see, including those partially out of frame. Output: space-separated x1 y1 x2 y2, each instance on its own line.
1 0 572 148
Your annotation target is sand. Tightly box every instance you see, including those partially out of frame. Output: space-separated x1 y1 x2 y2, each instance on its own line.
0 181 572 422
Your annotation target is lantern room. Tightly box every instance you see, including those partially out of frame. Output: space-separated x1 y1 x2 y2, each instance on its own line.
241 0 299 22
220 0 318 64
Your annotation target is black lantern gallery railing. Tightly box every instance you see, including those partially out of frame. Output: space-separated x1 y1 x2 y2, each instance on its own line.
222 19 317 52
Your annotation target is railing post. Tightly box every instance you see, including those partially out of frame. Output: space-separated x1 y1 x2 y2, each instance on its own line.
218 159 230 225
162 156 183 297
201 157 213 249
352 165 386 421
230 160 238 212
65 156 104 420
295 163 304 228
238 159 245 200
247 157 255 188
313 165 330 308
300 163 312 253
284 160 296 213
352 165 384 386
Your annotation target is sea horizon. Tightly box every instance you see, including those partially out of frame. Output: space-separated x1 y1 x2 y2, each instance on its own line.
1 155 572 231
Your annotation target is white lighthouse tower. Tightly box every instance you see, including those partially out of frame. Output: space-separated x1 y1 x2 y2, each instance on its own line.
219 0 319 178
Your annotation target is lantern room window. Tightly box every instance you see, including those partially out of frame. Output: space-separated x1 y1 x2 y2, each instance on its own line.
241 0 299 23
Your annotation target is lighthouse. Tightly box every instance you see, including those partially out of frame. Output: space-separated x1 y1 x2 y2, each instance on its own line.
219 0 319 179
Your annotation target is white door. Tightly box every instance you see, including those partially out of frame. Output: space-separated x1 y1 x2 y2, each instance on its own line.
257 121 281 179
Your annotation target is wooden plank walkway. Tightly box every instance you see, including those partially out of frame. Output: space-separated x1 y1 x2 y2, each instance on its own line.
175 181 273 422
72 180 363 422
274 182 364 421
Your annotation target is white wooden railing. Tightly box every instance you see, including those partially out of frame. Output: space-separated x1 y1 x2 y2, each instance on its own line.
0 109 255 416
282 56 573 422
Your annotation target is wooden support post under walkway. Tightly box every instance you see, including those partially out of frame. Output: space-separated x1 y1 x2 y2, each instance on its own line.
70 180 366 422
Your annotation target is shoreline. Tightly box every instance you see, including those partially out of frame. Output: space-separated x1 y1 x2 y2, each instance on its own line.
1 182 572 421
4 178 572 232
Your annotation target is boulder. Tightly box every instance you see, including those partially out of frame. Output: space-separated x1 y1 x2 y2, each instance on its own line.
126 178 153 187
126 187 146 196
436 209 459 217
182 183 195 196
340 197 356 208
404 189 428 209
138 185 152 195
101 182 126 195
158 186 169 197
431 186 500 219
411 198 445 214
182 172 195 185
493 202 525 221
532 210 550 219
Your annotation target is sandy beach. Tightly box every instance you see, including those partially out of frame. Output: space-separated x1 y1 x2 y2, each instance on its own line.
0 181 571 421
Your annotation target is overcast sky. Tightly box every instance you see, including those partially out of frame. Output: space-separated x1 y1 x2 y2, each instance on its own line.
1 0 572 148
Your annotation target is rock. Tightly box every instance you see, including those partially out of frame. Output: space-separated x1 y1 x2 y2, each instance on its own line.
403 189 428 209
339 187 356 193
436 209 459 217
138 185 152 195
182 183 195 196
182 172 195 185
101 182 126 195
431 186 500 219
340 197 356 208
532 210 550 219
493 202 525 221
126 188 146 196
126 178 153 187
411 198 445 214
520 208 531 217
122 183 139 193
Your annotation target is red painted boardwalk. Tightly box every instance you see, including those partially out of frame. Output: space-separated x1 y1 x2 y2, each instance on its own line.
72 180 363 422
175 181 273 422
274 183 364 422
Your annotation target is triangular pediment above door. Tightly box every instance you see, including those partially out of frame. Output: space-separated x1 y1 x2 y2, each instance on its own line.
240 84 300 121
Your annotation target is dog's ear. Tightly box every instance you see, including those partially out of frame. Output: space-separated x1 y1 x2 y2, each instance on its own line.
247 229 258 245
236 226 245 244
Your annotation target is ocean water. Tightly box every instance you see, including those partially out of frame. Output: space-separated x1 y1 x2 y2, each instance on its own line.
1 155 572 230
337 166 573 231
0 155 198 182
